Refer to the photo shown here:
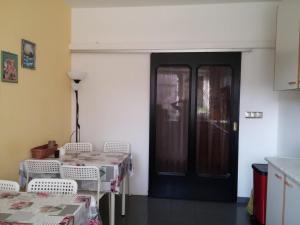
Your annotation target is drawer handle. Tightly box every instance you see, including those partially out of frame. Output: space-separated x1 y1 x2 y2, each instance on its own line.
288 81 297 85
275 173 283 180
285 181 294 188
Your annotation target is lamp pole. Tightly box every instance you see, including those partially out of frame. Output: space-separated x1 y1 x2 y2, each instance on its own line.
74 80 80 142
68 72 86 143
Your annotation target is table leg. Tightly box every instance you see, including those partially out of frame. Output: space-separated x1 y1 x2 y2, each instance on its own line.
128 173 131 196
122 175 126 216
108 193 111 217
110 193 115 225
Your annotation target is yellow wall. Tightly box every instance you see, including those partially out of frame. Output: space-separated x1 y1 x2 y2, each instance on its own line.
0 0 71 181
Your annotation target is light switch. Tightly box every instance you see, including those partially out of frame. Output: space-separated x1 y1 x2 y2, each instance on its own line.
245 111 263 119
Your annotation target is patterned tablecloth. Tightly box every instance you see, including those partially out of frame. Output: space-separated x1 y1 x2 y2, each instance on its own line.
0 191 100 225
19 152 133 193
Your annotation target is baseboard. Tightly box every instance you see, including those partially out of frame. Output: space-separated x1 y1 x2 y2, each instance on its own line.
237 197 250 204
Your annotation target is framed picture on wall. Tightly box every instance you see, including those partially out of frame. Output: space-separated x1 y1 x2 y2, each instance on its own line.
21 39 36 69
1 51 18 83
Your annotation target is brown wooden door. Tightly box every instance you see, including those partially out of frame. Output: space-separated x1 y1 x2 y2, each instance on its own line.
149 52 241 202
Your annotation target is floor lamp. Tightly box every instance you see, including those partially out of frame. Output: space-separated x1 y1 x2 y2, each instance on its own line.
68 71 87 142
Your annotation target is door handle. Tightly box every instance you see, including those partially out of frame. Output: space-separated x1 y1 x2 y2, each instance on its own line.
285 180 294 188
233 122 238 132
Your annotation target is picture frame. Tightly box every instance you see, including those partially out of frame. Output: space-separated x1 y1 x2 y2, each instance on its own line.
1 51 18 83
21 39 36 69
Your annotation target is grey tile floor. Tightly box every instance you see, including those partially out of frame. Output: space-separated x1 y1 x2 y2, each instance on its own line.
100 195 253 225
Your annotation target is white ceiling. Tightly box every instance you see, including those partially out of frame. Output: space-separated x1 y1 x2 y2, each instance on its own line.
65 0 280 8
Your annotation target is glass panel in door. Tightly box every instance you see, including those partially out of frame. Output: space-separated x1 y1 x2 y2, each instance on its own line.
155 66 190 175
196 66 233 177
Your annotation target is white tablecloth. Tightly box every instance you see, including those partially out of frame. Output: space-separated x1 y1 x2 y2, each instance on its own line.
19 152 133 193
0 191 100 225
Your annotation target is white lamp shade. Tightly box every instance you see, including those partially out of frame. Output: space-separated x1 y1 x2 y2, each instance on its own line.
68 71 87 91
68 71 87 81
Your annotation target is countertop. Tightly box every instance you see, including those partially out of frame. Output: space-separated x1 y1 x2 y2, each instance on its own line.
266 157 300 186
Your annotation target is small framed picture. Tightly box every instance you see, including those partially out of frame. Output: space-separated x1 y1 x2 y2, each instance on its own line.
21 39 36 69
1 51 18 83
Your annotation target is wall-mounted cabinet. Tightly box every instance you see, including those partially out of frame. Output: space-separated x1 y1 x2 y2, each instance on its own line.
274 2 300 90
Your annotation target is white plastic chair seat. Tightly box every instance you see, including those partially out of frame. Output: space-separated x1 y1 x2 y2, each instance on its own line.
0 180 20 192
27 178 77 195
62 142 93 153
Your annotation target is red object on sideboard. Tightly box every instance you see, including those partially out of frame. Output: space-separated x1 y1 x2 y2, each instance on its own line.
31 144 57 159
252 164 268 225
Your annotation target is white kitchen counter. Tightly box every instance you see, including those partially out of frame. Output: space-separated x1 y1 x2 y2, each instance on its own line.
265 157 300 186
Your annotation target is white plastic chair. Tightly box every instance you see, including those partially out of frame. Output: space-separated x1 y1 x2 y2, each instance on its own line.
24 160 61 186
62 142 93 153
103 141 130 153
103 141 131 217
37 216 68 225
27 178 77 195
60 165 105 208
0 180 20 192
37 216 72 225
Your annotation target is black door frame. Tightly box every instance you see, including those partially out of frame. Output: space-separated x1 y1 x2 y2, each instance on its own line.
148 52 241 202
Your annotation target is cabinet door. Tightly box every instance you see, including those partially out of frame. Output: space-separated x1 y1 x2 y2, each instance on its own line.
266 165 285 225
284 177 300 225
274 2 300 90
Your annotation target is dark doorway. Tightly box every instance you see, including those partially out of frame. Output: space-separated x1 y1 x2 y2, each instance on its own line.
149 52 241 202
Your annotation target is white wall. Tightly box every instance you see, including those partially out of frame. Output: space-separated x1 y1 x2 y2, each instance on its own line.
71 2 277 48
71 2 279 197
72 53 150 195
277 91 300 157
238 49 278 197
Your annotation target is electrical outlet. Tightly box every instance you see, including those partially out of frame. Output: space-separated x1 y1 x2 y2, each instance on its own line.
245 112 263 119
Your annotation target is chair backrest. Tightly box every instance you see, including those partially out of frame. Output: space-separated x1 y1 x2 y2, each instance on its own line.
60 165 100 182
38 216 72 225
24 160 61 186
60 165 101 203
25 160 61 175
62 142 93 153
27 178 77 195
0 180 20 192
37 216 67 225
103 141 130 153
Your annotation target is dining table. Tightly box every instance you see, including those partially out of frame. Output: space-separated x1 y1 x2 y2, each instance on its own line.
0 191 100 225
19 151 133 225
